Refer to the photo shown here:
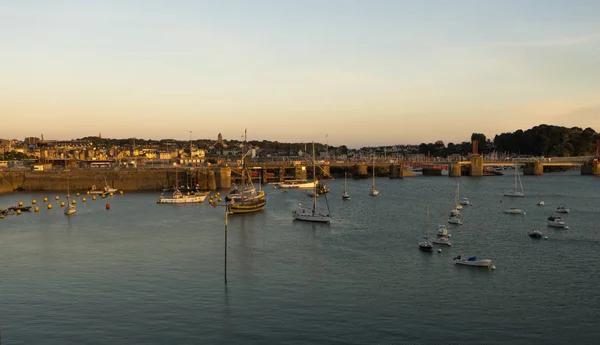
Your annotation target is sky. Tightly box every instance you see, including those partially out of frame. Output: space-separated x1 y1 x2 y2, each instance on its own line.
1 0 600 148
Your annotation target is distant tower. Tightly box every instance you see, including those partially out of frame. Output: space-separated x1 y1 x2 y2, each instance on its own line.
99 132 102 139
217 133 223 143
38 133 48 164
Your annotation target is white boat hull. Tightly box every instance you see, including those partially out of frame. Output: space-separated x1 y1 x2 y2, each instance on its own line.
503 192 524 197
454 259 495 269
548 221 568 229
292 209 331 223
504 209 525 215
448 217 462 225
370 188 379 196
433 238 451 246
158 194 208 204
279 181 316 189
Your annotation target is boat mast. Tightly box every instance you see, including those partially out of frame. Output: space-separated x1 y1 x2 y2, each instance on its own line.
241 129 247 203
312 142 317 215
426 203 430 239
514 162 518 192
372 155 375 189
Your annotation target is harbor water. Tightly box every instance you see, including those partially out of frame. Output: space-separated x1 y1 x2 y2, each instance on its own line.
1 172 599 344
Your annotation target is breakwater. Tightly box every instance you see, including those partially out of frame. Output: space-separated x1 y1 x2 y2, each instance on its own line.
0 168 221 194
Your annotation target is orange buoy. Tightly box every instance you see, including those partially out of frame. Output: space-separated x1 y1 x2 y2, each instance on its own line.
106 203 111 210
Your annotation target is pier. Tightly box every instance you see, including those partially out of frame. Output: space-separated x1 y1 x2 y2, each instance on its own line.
1 155 597 194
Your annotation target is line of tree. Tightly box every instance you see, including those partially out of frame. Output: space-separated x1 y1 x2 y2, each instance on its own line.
73 124 598 158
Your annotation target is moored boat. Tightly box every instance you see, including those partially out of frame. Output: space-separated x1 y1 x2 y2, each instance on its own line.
158 189 210 204
448 216 462 225
292 143 331 223
504 207 525 215
547 216 568 229
453 255 496 269
418 204 433 252
279 180 316 189
555 206 570 214
8 205 32 212
528 228 543 238
437 224 449 237
433 236 452 246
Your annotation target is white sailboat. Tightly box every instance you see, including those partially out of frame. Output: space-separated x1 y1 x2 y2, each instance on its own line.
503 162 524 197
418 204 433 252
342 171 350 200
369 157 379 196
292 143 332 223
64 170 76 216
454 183 462 210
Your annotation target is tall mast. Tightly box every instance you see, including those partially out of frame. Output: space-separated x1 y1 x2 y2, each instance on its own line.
312 142 317 215
372 155 375 189
426 203 430 239
241 129 247 203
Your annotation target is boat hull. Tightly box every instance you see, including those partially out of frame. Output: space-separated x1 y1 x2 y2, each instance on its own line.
454 259 495 269
229 199 267 214
158 194 208 204
503 192 524 197
292 209 331 223
279 181 316 189
419 244 433 252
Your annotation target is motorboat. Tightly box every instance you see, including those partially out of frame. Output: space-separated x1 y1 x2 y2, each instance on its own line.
555 206 570 214
432 237 452 246
537 201 545 206
158 189 210 204
504 207 525 215
437 224 449 237
528 228 543 238
419 241 433 252
279 179 316 189
453 255 496 270
447 217 462 225
459 197 471 206
547 216 568 229
449 208 460 217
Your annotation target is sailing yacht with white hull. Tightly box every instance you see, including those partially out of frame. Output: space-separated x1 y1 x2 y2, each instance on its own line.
293 143 332 223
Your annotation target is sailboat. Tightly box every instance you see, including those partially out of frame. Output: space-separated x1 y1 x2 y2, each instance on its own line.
418 204 433 252
342 171 350 200
454 183 463 210
369 157 379 196
64 170 76 216
228 130 267 214
503 162 524 197
449 183 461 217
292 143 332 223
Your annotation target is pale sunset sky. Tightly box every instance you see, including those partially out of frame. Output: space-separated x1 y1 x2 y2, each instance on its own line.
1 0 599 147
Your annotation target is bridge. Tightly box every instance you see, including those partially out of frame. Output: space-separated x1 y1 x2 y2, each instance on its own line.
226 155 600 182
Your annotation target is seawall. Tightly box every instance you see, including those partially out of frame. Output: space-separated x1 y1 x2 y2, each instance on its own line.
0 168 218 194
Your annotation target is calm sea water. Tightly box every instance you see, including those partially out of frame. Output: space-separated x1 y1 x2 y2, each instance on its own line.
1 172 599 344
